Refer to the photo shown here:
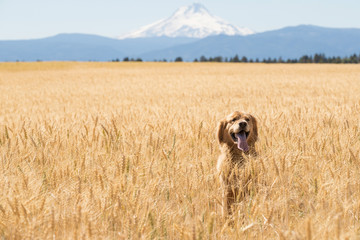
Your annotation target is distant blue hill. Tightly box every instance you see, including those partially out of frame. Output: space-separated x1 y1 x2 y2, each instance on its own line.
1 25 360 62
0 34 125 61
139 25 360 61
0 34 197 61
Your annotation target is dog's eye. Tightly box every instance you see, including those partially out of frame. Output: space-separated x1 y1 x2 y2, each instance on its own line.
245 117 250 122
231 118 237 122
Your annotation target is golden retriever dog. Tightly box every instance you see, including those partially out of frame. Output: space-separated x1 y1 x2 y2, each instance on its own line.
216 111 258 216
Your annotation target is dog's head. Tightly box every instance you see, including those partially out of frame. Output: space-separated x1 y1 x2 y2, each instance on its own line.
216 111 258 152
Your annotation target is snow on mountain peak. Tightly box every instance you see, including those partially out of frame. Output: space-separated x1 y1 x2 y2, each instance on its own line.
119 3 254 39
175 3 210 16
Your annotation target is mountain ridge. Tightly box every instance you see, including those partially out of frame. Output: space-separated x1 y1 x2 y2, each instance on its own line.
138 25 360 61
1 25 360 62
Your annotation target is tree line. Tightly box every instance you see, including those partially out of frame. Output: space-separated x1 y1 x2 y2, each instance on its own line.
113 53 360 63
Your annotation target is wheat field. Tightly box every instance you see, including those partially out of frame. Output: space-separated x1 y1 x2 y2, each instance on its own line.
0 62 360 239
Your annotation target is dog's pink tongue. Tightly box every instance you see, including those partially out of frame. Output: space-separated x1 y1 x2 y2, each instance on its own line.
236 132 249 152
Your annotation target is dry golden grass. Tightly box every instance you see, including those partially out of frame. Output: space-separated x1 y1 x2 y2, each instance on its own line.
0 62 360 239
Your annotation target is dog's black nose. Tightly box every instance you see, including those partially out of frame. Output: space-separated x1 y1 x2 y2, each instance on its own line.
239 122 247 128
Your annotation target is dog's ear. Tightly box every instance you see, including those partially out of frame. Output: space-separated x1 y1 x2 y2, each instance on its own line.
250 114 258 142
216 120 227 144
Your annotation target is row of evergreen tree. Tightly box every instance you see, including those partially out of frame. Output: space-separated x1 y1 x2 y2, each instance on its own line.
193 53 360 63
113 53 360 63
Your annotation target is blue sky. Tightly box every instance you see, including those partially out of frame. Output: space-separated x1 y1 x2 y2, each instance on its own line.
1 0 360 40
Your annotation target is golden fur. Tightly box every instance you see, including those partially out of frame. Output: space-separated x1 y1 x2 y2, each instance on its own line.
216 111 258 216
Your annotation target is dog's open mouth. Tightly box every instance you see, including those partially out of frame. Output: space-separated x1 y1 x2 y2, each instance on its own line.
231 130 250 152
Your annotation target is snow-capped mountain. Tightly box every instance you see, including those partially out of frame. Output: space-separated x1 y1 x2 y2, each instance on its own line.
119 3 254 39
